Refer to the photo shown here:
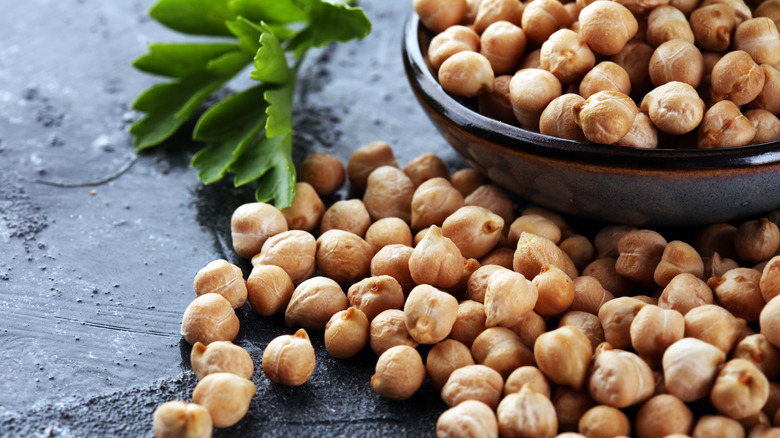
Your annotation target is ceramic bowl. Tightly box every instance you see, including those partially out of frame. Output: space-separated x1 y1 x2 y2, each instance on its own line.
401 13 780 227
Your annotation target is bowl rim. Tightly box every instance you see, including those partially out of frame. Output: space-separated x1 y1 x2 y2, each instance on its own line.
402 12 780 170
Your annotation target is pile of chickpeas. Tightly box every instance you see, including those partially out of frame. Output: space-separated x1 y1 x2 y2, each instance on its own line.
415 0 780 148
151 139 780 437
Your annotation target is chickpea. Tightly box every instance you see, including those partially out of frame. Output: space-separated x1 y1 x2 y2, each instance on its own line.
736 218 780 264
578 405 631 438
509 214 562 247
663 337 726 402
252 229 316 285
696 222 739 259
404 153 450 188
370 309 418 356
760 256 780 303
504 366 551 398
413 0 468 33
479 75 520 125
553 386 597 433
410 225 464 289
428 25 480 71
559 235 595 274
473 0 525 34
647 6 695 47
693 415 746 438
480 21 527 75
578 61 631 99
533 264 576 316
734 334 780 380
441 364 504 409
363 165 415 223
708 267 765 322
193 259 247 309
410 178 464 231
756 0 780 27
230 202 287 259
441 206 504 260
658 273 714 315
685 304 747 354
514 231 578 281
261 328 315 387
181 293 239 346
246 264 294 316
690 4 737 52
579 2 638 56
521 0 570 45
615 229 667 283
569 275 613 315
497 385 558 438
480 247 515 269
636 394 695 438
615 112 659 149
371 345 426 400
629 305 685 365
746 109 780 145
316 229 373 286
711 358 770 420
405 284 459 345
573 90 638 144
598 297 648 349
484 268 537 327
347 275 404 322
364 217 412 253
612 41 654 96
649 39 704 88
559 311 605 351
153 401 212 438
535 326 592 390
465 264 502 304
190 341 254 381
298 152 345 196
449 300 487 348
279 182 324 232
285 276 349 330
471 327 535 379
464 184 515 226
319 199 371 237
670 0 700 15
704 252 741 279
595 225 637 259
698 100 757 149
735 17 780 66
761 296 780 351
583 257 635 297
438 51 495 98
539 29 595 85
711 50 766 106
509 68 563 130
640 81 705 135
371 244 415 295
436 400 499 438
539 93 588 142
451 168 489 198
508 310 547 350
324 307 369 359
427 339 476 391
588 347 655 408
347 141 399 194
654 240 704 287
192 372 256 428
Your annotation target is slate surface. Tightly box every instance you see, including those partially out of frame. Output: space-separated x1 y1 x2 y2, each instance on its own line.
0 1 470 436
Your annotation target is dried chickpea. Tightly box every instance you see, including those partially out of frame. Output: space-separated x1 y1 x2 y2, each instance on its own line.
708 267 765 322
193 259 247 309
579 1 638 56
559 235 595 274
533 264 576 316
559 311 605 351
411 178 464 231
615 112 659 149
426 339 476 391
464 184 515 226
363 165 414 223
611 41 654 96
438 51 495 98
480 21 527 75
442 206 504 259
598 297 648 349
578 405 631 438
465 264 502 303
588 347 655 408
497 385 558 438
654 240 704 287
521 0 570 45
191 372 255 428
572 90 638 145
641 81 705 135
704 252 741 279
153 401 212 438
230 202 287 259
436 400 499 438
630 305 685 365
535 326 592 390
246 264 295 316
690 4 737 52
734 334 780 380
711 50 766 105
371 345 426 400
404 153 450 188
252 229 316 285
285 276 348 330
473 0 525 34
756 0 780 29
746 109 780 144
615 229 667 283
181 293 239 346
761 296 780 350
569 275 613 315
701 0 751 25
316 229 373 285
441 364 504 409
413 0 468 33
364 217 413 253
450 168 489 198
658 273 714 315
479 75 517 124
190 341 254 381
347 275 404 322
539 93 588 142
735 218 780 264
448 300 487 348
370 309 418 356
509 68 563 129
636 394 695 438
734 17 780 66
685 304 747 354
647 6 695 47
504 366 551 398
298 152 345 196
693 415 746 438
404 284 458 344
509 214 561 246
471 327 535 379
649 39 705 88
409 225 464 288
711 358 770 420
324 307 369 359
514 231 578 280
480 247 515 269
508 310 547 350
670 0 700 15
761 256 780 302
540 29 595 85
485 268 538 327
579 61 631 99
553 386 597 433
595 225 637 259
428 25 480 71
347 141 399 194
319 199 371 237
583 257 634 297
698 100 757 149
696 222 738 259
262 329 315 386
280 182 324 232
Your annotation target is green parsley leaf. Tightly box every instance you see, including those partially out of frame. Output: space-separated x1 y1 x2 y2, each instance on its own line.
250 23 292 84
132 42 241 78
228 0 307 24
149 0 235 37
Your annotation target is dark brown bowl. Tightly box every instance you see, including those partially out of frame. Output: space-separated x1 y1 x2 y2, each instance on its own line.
402 13 780 227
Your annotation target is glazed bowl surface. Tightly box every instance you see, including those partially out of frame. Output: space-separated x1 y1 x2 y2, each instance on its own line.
401 13 780 227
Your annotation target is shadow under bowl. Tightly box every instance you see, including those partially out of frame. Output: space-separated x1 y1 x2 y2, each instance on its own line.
401 13 780 227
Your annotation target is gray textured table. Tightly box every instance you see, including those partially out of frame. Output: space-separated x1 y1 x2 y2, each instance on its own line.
0 1 468 436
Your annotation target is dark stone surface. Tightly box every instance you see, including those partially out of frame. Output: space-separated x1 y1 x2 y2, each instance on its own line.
0 1 467 436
